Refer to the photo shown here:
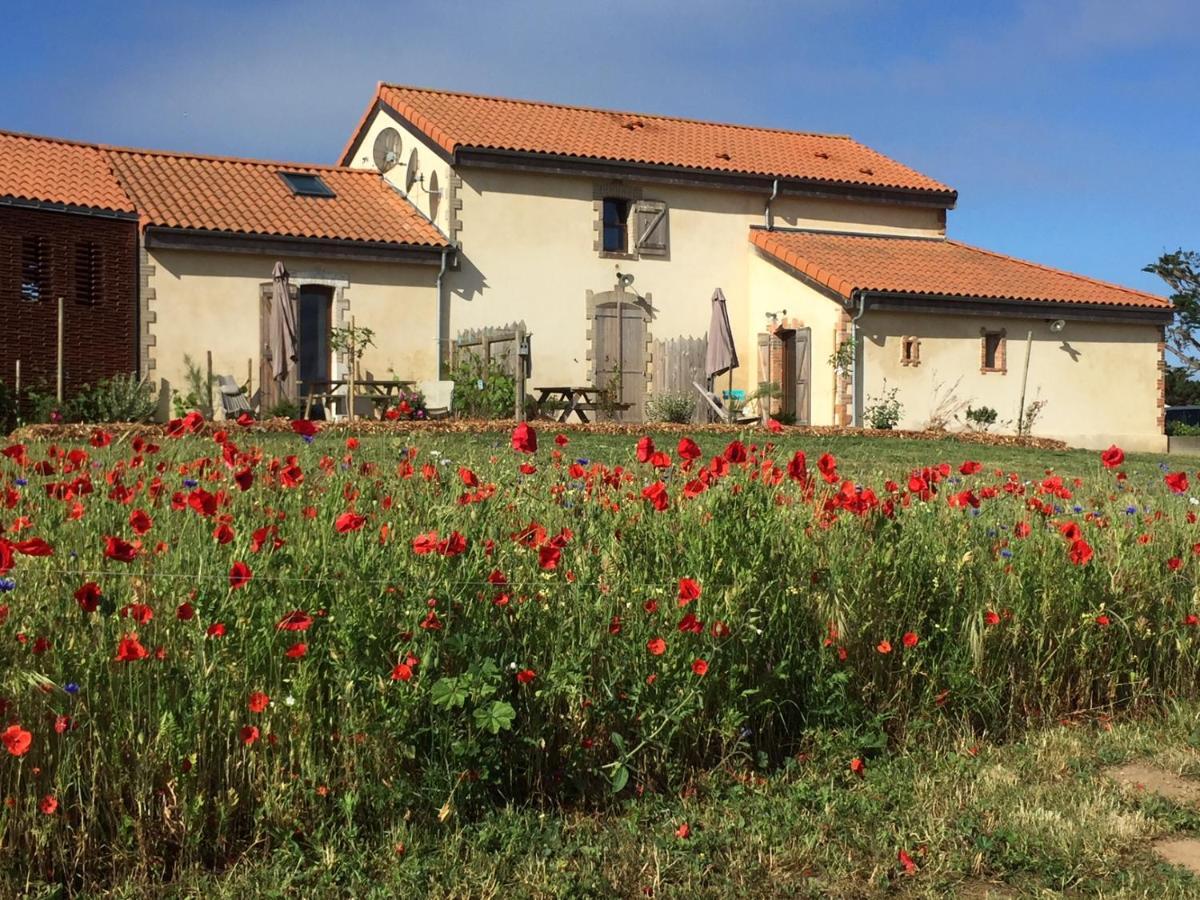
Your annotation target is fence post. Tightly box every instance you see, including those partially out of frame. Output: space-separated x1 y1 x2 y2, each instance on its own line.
514 324 527 422
206 350 214 418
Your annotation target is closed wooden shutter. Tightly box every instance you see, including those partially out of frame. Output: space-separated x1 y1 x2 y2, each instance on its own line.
633 200 669 258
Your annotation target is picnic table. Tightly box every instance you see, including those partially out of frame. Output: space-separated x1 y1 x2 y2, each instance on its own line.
533 385 630 423
302 379 416 420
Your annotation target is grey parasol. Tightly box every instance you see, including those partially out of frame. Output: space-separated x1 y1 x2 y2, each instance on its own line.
269 261 298 383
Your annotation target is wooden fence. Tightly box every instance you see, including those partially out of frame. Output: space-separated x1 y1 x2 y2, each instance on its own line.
651 335 708 423
452 321 528 376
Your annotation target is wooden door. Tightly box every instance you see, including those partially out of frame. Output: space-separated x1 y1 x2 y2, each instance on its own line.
593 300 647 422
792 328 811 425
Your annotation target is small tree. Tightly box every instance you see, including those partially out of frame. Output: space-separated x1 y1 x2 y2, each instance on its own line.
1145 250 1200 372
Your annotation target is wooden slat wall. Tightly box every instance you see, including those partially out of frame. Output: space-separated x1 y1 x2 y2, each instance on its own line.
651 335 708 424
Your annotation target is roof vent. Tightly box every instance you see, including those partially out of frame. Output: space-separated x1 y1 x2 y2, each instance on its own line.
715 151 732 161
814 151 830 159
622 118 646 131
858 167 873 176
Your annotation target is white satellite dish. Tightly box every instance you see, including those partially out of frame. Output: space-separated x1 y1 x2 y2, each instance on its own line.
372 127 403 173
404 148 420 193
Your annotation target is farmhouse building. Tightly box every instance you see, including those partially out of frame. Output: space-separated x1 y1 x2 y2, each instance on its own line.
0 85 1174 449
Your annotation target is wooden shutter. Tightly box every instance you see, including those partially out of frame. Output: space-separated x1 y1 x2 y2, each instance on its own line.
633 200 669 258
258 283 277 412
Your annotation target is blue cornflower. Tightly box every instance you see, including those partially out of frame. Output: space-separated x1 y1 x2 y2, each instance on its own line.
64 683 79 695
14 478 27 487
1054 505 1064 514
182 479 198 488
302 435 314 444
1126 506 1137 515
1073 505 1083 514
0 578 15 592
986 528 998 538
576 458 590 466
970 508 981 517
1000 549 1013 559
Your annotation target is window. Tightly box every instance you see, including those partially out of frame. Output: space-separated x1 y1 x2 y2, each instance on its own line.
20 237 47 303
900 336 920 366
278 172 336 197
74 241 102 305
981 329 1006 373
601 198 630 253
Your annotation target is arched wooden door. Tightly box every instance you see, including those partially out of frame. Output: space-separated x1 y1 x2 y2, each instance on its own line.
590 292 649 423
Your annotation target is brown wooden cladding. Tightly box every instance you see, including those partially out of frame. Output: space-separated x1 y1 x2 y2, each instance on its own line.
0 204 138 396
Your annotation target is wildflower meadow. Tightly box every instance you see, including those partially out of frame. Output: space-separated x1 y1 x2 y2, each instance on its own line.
1 415 1198 889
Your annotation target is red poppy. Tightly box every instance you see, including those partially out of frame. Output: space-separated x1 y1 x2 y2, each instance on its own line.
103 535 138 563
691 658 708 676
90 428 112 448
642 481 669 511
1101 445 1124 469
1014 522 1031 538
555 433 569 446
959 461 982 475
722 440 747 464
228 561 252 590
115 633 148 662
898 849 917 875
677 578 701 606
176 602 195 621
675 821 691 839
39 795 57 815
636 436 656 463
984 610 1001 626
902 631 919 648
335 511 367 533
247 691 270 713
277 610 313 631
647 637 667 656
1095 614 1111 627
511 422 537 453
128 508 153 535
2 724 31 757
285 642 308 659
677 437 701 461
1168 557 1183 572
538 545 561 570
766 418 783 434
1166 471 1190 494
817 453 838 483
876 640 892 654
240 725 260 746
391 662 413 682
850 757 866 778
516 668 537 684
74 581 102 613
291 419 318 437
1068 538 1094 566
236 412 255 427
206 622 227 638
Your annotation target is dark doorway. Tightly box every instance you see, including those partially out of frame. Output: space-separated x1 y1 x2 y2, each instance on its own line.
779 328 811 425
297 285 332 399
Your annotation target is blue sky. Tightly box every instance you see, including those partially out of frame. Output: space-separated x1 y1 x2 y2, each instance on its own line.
2 0 1196 296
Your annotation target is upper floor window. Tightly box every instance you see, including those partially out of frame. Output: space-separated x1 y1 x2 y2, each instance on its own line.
20 237 47 303
601 198 630 253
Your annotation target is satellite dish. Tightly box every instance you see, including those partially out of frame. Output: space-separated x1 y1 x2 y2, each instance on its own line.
372 127 403 173
1049 319 1066 333
404 148 420 193
428 171 440 219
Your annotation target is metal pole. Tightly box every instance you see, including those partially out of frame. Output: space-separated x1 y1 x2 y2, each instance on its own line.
56 297 64 403
1017 329 1034 435
206 350 214 418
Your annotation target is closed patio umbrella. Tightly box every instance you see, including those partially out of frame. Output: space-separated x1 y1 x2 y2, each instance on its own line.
705 287 738 380
269 261 297 385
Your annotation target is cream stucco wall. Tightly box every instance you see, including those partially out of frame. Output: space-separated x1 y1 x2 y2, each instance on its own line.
342 108 946 414
146 248 439 417
860 311 1165 451
747 249 848 425
347 112 453 237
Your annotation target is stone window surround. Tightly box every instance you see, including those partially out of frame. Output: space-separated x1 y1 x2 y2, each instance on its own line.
593 182 642 261
900 335 921 367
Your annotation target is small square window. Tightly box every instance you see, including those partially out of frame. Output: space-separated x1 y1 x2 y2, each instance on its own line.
278 172 336 197
900 336 920 366
601 198 630 253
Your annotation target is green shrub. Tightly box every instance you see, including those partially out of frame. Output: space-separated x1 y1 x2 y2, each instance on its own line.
67 373 157 423
864 385 902 430
1167 420 1200 436
964 404 999 431
450 352 516 418
646 392 696 424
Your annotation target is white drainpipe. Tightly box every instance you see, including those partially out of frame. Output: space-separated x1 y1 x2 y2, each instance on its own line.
436 247 451 378
850 290 868 426
764 178 779 229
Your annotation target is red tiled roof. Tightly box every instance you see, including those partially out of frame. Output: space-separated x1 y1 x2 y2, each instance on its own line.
345 84 955 198
106 148 447 247
750 228 1171 310
0 130 134 214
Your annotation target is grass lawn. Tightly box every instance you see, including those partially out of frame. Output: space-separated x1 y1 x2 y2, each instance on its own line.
111 705 1200 898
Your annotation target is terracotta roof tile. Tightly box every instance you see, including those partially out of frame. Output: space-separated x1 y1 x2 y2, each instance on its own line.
0 130 134 213
750 228 1170 310
348 84 954 198
106 148 446 247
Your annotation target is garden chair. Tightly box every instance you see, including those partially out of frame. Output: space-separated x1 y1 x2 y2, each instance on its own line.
217 375 252 419
418 379 455 419
692 381 758 425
